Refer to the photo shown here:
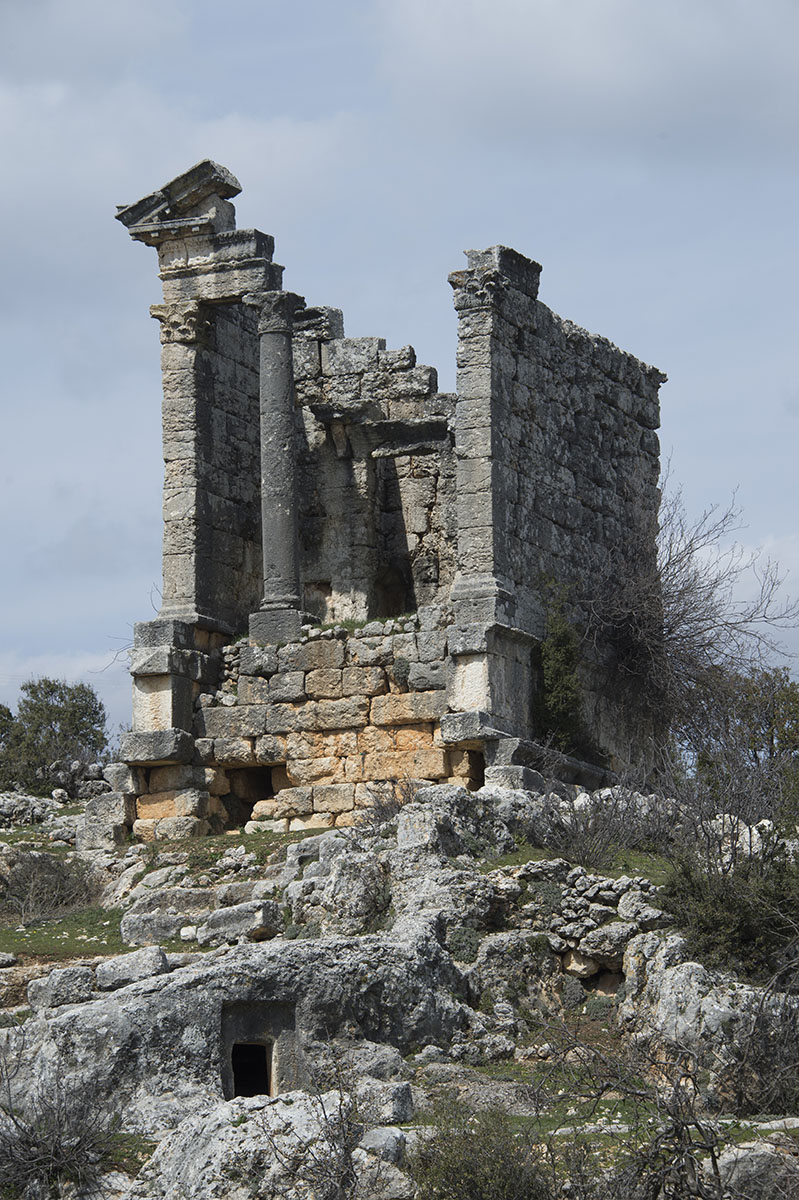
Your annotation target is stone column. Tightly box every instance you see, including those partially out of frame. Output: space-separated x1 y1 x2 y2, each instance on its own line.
249 290 306 646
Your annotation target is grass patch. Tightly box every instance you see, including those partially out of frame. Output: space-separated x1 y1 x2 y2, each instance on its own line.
106 1132 158 1175
606 850 671 886
150 826 309 873
0 906 127 960
0 1008 32 1028
479 841 553 872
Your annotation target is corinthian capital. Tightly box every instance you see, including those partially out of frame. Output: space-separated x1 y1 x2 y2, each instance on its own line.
150 301 212 346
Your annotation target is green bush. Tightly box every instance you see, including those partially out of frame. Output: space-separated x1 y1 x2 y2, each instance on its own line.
661 851 799 981
407 1104 553 1200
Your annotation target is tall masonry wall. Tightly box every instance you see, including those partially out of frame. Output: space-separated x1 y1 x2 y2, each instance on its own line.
98 161 665 847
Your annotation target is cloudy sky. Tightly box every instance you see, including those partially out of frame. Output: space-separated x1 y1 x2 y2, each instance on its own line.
1 0 797 732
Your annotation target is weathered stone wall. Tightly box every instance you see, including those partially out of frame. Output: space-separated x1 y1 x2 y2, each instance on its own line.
128 614 487 841
292 320 457 623
448 246 663 760
157 299 262 632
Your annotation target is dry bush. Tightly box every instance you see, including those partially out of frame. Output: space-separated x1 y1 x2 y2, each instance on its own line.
0 851 98 924
584 484 799 752
0 1036 118 1198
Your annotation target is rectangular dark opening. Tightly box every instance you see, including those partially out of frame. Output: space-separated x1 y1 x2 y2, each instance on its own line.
232 1041 272 1097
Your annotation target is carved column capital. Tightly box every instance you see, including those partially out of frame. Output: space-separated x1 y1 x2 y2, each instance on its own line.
150 301 212 346
243 290 305 336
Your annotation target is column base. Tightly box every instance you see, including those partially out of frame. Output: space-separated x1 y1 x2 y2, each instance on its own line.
249 606 303 646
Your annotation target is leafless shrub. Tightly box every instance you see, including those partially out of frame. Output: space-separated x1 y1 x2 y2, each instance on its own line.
0 1033 119 1198
0 850 98 923
584 482 799 751
536 785 674 870
356 775 420 832
257 1043 382 1200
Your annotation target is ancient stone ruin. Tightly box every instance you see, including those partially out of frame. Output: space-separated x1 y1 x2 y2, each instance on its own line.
113 160 664 841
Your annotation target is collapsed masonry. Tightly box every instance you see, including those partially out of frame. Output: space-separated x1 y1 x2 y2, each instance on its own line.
112 160 664 841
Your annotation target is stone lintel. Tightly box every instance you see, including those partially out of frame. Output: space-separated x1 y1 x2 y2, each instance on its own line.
439 710 504 749
120 729 194 766
133 617 231 649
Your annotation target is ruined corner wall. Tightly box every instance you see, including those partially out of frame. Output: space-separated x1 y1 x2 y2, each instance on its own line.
449 247 664 762
291 318 457 623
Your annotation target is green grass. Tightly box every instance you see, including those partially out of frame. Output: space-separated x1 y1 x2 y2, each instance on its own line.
172 826 309 872
606 850 671 886
479 841 553 872
0 906 128 960
106 1131 159 1175
0 1008 32 1028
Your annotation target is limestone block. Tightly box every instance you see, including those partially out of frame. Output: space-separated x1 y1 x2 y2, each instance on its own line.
155 816 210 839
196 706 268 739
28 966 94 1009
266 704 309 734
292 338 321 380
394 724 436 750
96 947 169 991
132 675 174 731
289 813 335 832
416 631 447 662
448 750 484 780
305 668 343 699
286 730 358 757
121 729 194 766
149 764 200 792
346 636 393 667
313 696 370 730
408 661 446 691
278 640 345 671
245 818 289 833
357 727 396 753
448 655 489 711
483 765 546 791
238 676 270 704
562 950 600 979
103 761 145 793
213 737 255 765
333 811 359 827
138 789 208 821
271 786 314 817
196 900 282 946
370 692 447 726
194 737 215 763
255 735 288 765
313 783 355 813
251 799 279 819
76 792 136 851
357 749 448 782
269 672 306 702
341 667 387 697
287 756 346 785
204 767 230 795
132 817 158 842
239 645 279 677
322 336 384 375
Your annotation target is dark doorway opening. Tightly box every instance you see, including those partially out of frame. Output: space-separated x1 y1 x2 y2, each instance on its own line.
231 1041 272 1097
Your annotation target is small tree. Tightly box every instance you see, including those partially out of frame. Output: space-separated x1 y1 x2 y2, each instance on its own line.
0 677 108 795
